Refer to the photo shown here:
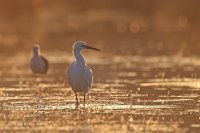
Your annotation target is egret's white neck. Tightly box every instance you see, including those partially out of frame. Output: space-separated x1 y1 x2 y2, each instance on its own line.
73 49 85 65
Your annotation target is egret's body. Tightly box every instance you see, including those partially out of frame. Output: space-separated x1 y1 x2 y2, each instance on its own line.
68 62 92 93
67 41 100 106
30 45 49 75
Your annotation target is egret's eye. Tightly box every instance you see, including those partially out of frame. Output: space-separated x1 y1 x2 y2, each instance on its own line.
81 44 86 48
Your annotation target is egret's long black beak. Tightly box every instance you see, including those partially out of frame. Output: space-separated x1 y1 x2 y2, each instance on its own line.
82 45 100 51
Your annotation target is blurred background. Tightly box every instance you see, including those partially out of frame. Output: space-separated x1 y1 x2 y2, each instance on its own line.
0 0 199 56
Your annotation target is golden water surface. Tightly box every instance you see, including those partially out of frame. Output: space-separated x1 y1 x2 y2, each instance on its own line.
0 53 199 133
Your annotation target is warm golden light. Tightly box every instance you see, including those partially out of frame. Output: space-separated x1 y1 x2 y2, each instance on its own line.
0 1 199 133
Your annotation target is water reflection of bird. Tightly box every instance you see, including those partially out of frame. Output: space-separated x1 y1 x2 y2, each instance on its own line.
67 41 100 107
30 45 49 75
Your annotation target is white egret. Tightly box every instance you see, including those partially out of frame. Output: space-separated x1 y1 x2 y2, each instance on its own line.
67 41 100 106
30 45 49 75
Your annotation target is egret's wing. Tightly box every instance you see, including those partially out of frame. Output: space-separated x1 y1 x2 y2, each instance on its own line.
67 62 75 87
85 65 93 88
40 55 49 74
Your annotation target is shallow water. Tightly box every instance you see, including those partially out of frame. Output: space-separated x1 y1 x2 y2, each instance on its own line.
0 53 199 133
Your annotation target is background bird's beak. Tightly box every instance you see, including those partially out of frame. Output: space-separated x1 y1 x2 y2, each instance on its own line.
83 45 100 51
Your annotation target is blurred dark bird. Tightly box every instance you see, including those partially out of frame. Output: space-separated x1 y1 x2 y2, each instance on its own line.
30 45 49 75
67 41 100 107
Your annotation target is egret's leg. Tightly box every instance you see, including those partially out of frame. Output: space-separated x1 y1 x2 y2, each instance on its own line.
84 93 86 106
75 92 79 107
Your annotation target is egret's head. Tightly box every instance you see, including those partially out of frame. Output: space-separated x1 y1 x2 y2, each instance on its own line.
73 41 100 52
33 45 40 55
